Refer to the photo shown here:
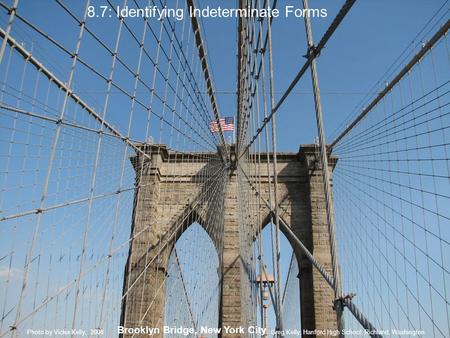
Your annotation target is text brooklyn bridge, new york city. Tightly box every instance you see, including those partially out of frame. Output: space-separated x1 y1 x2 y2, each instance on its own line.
118 325 270 336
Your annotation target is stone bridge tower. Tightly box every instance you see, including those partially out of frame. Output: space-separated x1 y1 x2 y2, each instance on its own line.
120 144 338 337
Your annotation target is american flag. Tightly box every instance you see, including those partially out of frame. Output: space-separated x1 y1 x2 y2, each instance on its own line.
210 117 234 133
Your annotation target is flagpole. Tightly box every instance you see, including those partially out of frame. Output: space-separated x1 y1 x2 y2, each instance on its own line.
233 119 236 145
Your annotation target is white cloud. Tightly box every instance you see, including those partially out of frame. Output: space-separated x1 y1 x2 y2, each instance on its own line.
0 266 24 281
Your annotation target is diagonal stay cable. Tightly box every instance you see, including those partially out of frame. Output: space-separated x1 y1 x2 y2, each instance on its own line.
281 252 294 306
173 248 197 332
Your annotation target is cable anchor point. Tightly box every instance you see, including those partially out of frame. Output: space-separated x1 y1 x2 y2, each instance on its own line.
333 292 356 310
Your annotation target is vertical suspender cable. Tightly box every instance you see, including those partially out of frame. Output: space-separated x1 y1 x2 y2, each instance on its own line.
302 0 345 335
266 10 283 335
0 0 18 63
